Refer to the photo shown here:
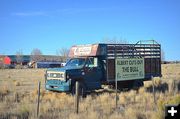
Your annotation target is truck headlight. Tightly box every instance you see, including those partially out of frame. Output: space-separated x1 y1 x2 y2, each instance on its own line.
60 73 64 78
66 74 69 79
53 74 57 77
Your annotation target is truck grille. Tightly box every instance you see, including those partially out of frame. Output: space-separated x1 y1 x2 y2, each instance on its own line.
47 71 65 80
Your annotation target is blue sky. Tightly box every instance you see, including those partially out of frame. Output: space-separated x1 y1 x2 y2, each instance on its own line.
0 0 179 61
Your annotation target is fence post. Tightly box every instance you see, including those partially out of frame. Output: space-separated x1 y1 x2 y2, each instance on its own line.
37 81 41 117
152 76 156 106
14 92 19 103
75 81 79 114
173 80 177 96
133 91 136 103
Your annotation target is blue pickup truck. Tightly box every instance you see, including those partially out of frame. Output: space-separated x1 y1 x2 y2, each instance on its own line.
45 40 162 95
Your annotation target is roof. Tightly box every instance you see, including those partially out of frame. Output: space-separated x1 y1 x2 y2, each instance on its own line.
6 55 63 62
8 55 30 62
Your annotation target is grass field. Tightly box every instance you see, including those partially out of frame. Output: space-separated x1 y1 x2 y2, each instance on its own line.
0 64 180 119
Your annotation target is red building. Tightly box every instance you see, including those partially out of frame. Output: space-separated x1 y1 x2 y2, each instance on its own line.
3 56 11 65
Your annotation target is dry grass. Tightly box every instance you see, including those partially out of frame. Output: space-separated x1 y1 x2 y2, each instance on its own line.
0 64 180 119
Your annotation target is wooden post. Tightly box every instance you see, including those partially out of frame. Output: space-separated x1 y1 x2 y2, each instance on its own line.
133 91 136 103
75 81 79 114
173 80 176 96
14 92 19 103
152 76 156 106
37 81 41 117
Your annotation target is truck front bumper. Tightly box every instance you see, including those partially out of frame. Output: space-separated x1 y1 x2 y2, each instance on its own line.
45 80 70 92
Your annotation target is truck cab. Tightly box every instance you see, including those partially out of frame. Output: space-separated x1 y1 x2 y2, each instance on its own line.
45 44 107 93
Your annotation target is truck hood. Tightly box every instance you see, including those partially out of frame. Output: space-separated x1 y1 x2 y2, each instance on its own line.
47 66 83 72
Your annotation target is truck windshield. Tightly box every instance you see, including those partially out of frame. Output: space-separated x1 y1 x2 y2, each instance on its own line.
65 58 86 67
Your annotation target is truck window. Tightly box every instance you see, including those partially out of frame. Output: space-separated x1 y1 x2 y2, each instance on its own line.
85 57 98 67
66 58 86 67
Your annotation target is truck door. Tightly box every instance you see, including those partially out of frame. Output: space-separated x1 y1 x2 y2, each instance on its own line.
83 57 102 90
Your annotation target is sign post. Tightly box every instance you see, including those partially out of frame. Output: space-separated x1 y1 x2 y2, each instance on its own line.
115 58 145 109
115 64 118 109
115 46 118 109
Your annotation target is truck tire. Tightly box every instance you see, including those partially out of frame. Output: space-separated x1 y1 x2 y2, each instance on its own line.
133 80 144 90
71 81 86 97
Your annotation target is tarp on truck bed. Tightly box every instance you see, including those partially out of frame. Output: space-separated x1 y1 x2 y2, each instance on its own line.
69 44 107 57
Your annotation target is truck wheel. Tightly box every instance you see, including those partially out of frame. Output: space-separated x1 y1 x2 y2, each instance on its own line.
133 80 144 90
71 81 86 98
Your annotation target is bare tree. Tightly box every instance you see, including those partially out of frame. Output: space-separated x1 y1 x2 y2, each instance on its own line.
31 48 43 62
56 47 69 62
16 50 23 65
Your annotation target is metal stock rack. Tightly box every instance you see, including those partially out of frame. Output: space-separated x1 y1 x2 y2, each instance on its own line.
106 40 161 59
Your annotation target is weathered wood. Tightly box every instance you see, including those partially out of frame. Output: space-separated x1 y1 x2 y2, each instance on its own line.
152 76 156 105
37 81 41 117
75 81 79 114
